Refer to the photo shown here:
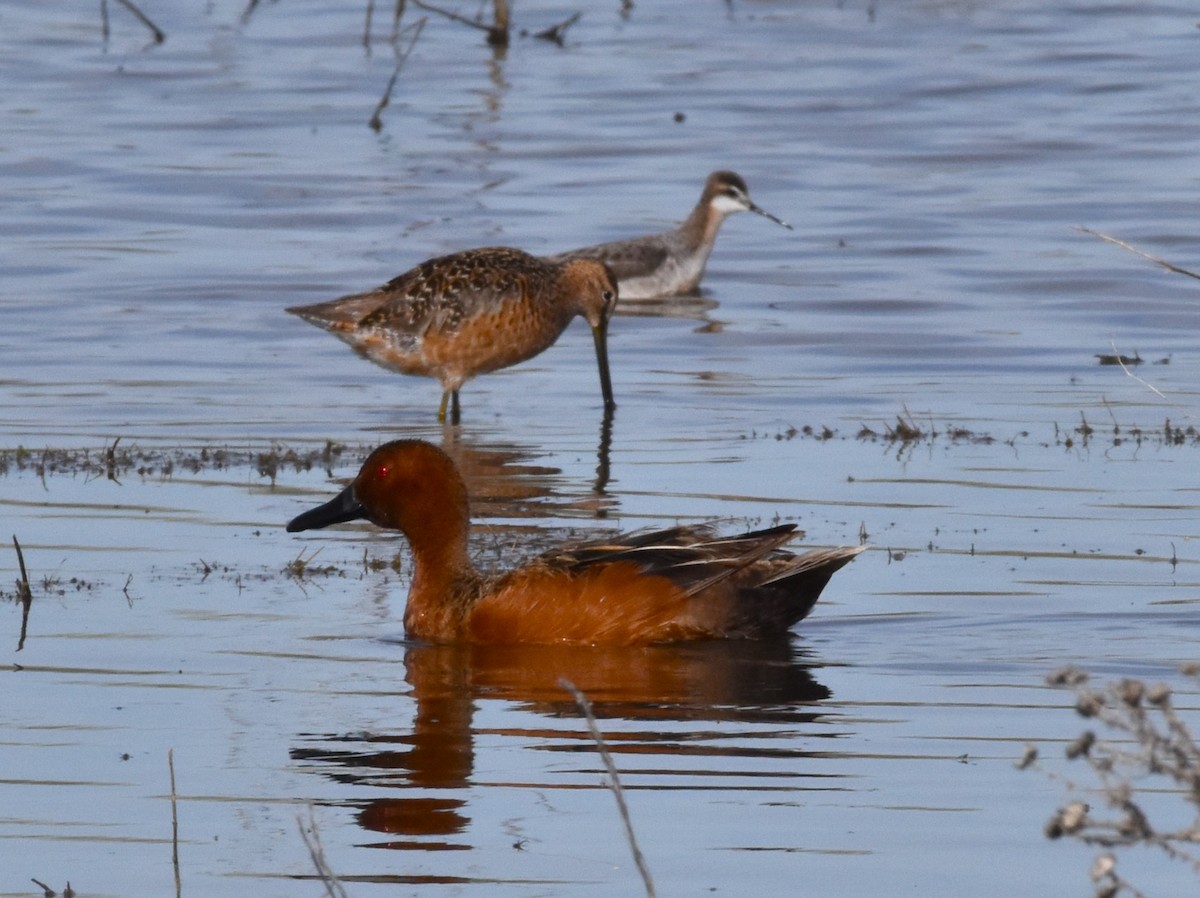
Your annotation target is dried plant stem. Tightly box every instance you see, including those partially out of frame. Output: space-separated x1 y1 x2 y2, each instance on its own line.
169 749 181 898
105 436 122 483
534 11 582 45
392 0 408 41
561 679 656 898
369 17 426 132
109 0 166 43
412 0 508 45
1076 226 1200 281
13 535 32 651
363 0 375 49
298 806 348 898
364 0 410 50
1110 340 1165 399
1030 666 1200 897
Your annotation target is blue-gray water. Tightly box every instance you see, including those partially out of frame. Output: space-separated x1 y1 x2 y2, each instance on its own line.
2 1 1199 895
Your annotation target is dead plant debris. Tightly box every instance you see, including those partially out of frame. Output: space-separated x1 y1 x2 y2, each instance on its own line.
4 415 1199 489
0 440 351 481
1024 665 1200 897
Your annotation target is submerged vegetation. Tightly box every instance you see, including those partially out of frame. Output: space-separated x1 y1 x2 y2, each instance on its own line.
0 440 352 482
2 414 1198 484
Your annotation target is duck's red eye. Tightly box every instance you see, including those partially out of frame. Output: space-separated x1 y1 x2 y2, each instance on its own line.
375 464 390 480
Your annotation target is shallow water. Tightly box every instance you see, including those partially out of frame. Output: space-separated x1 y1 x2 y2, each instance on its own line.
3 1 1200 896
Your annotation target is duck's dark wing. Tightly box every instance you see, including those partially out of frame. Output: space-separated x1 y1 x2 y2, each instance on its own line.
544 523 865 637
546 523 803 595
723 544 866 636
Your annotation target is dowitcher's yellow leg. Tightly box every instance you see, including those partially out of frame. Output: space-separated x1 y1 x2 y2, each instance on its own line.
437 389 462 425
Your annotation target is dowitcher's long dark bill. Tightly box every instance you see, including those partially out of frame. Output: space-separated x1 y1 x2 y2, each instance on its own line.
593 316 615 410
286 484 367 533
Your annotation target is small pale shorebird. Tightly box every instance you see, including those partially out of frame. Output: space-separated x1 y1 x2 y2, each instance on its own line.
287 247 617 424
549 170 792 300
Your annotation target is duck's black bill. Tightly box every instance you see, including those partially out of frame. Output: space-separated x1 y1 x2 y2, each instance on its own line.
286 484 367 533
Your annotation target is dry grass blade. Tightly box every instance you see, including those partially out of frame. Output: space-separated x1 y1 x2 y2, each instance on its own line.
1076 226 1200 281
13 535 33 651
535 11 582 45
115 0 166 43
1109 340 1165 399
413 0 508 45
364 0 410 51
363 0 376 50
169 749 181 898
561 679 656 898
298 806 348 898
392 0 408 42
105 436 122 483
369 17 427 132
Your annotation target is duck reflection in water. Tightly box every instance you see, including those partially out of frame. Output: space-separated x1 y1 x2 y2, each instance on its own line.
290 640 831 849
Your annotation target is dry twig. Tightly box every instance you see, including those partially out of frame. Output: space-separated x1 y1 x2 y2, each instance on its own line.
561 679 656 898
369 17 427 132
101 0 166 43
169 749 181 898
13 535 32 651
412 0 508 45
298 806 348 898
363 0 411 51
1109 340 1165 399
534 11 582 45
106 436 122 483
1076 226 1200 281
1026 666 1200 897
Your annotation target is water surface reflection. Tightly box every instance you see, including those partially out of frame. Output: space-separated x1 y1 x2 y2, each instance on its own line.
291 639 831 851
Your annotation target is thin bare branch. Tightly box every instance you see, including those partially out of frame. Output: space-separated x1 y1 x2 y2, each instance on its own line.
369 17 426 132
1110 340 1165 399
534 11 582 45
491 0 510 45
1076 226 1200 281
169 749 181 898
114 0 166 43
298 806 349 898
392 0 408 42
412 0 507 44
1030 667 1200 896
13 535 32 652
561 679 656 898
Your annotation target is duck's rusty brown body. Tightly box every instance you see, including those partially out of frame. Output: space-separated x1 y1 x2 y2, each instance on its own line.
287 440 863 645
